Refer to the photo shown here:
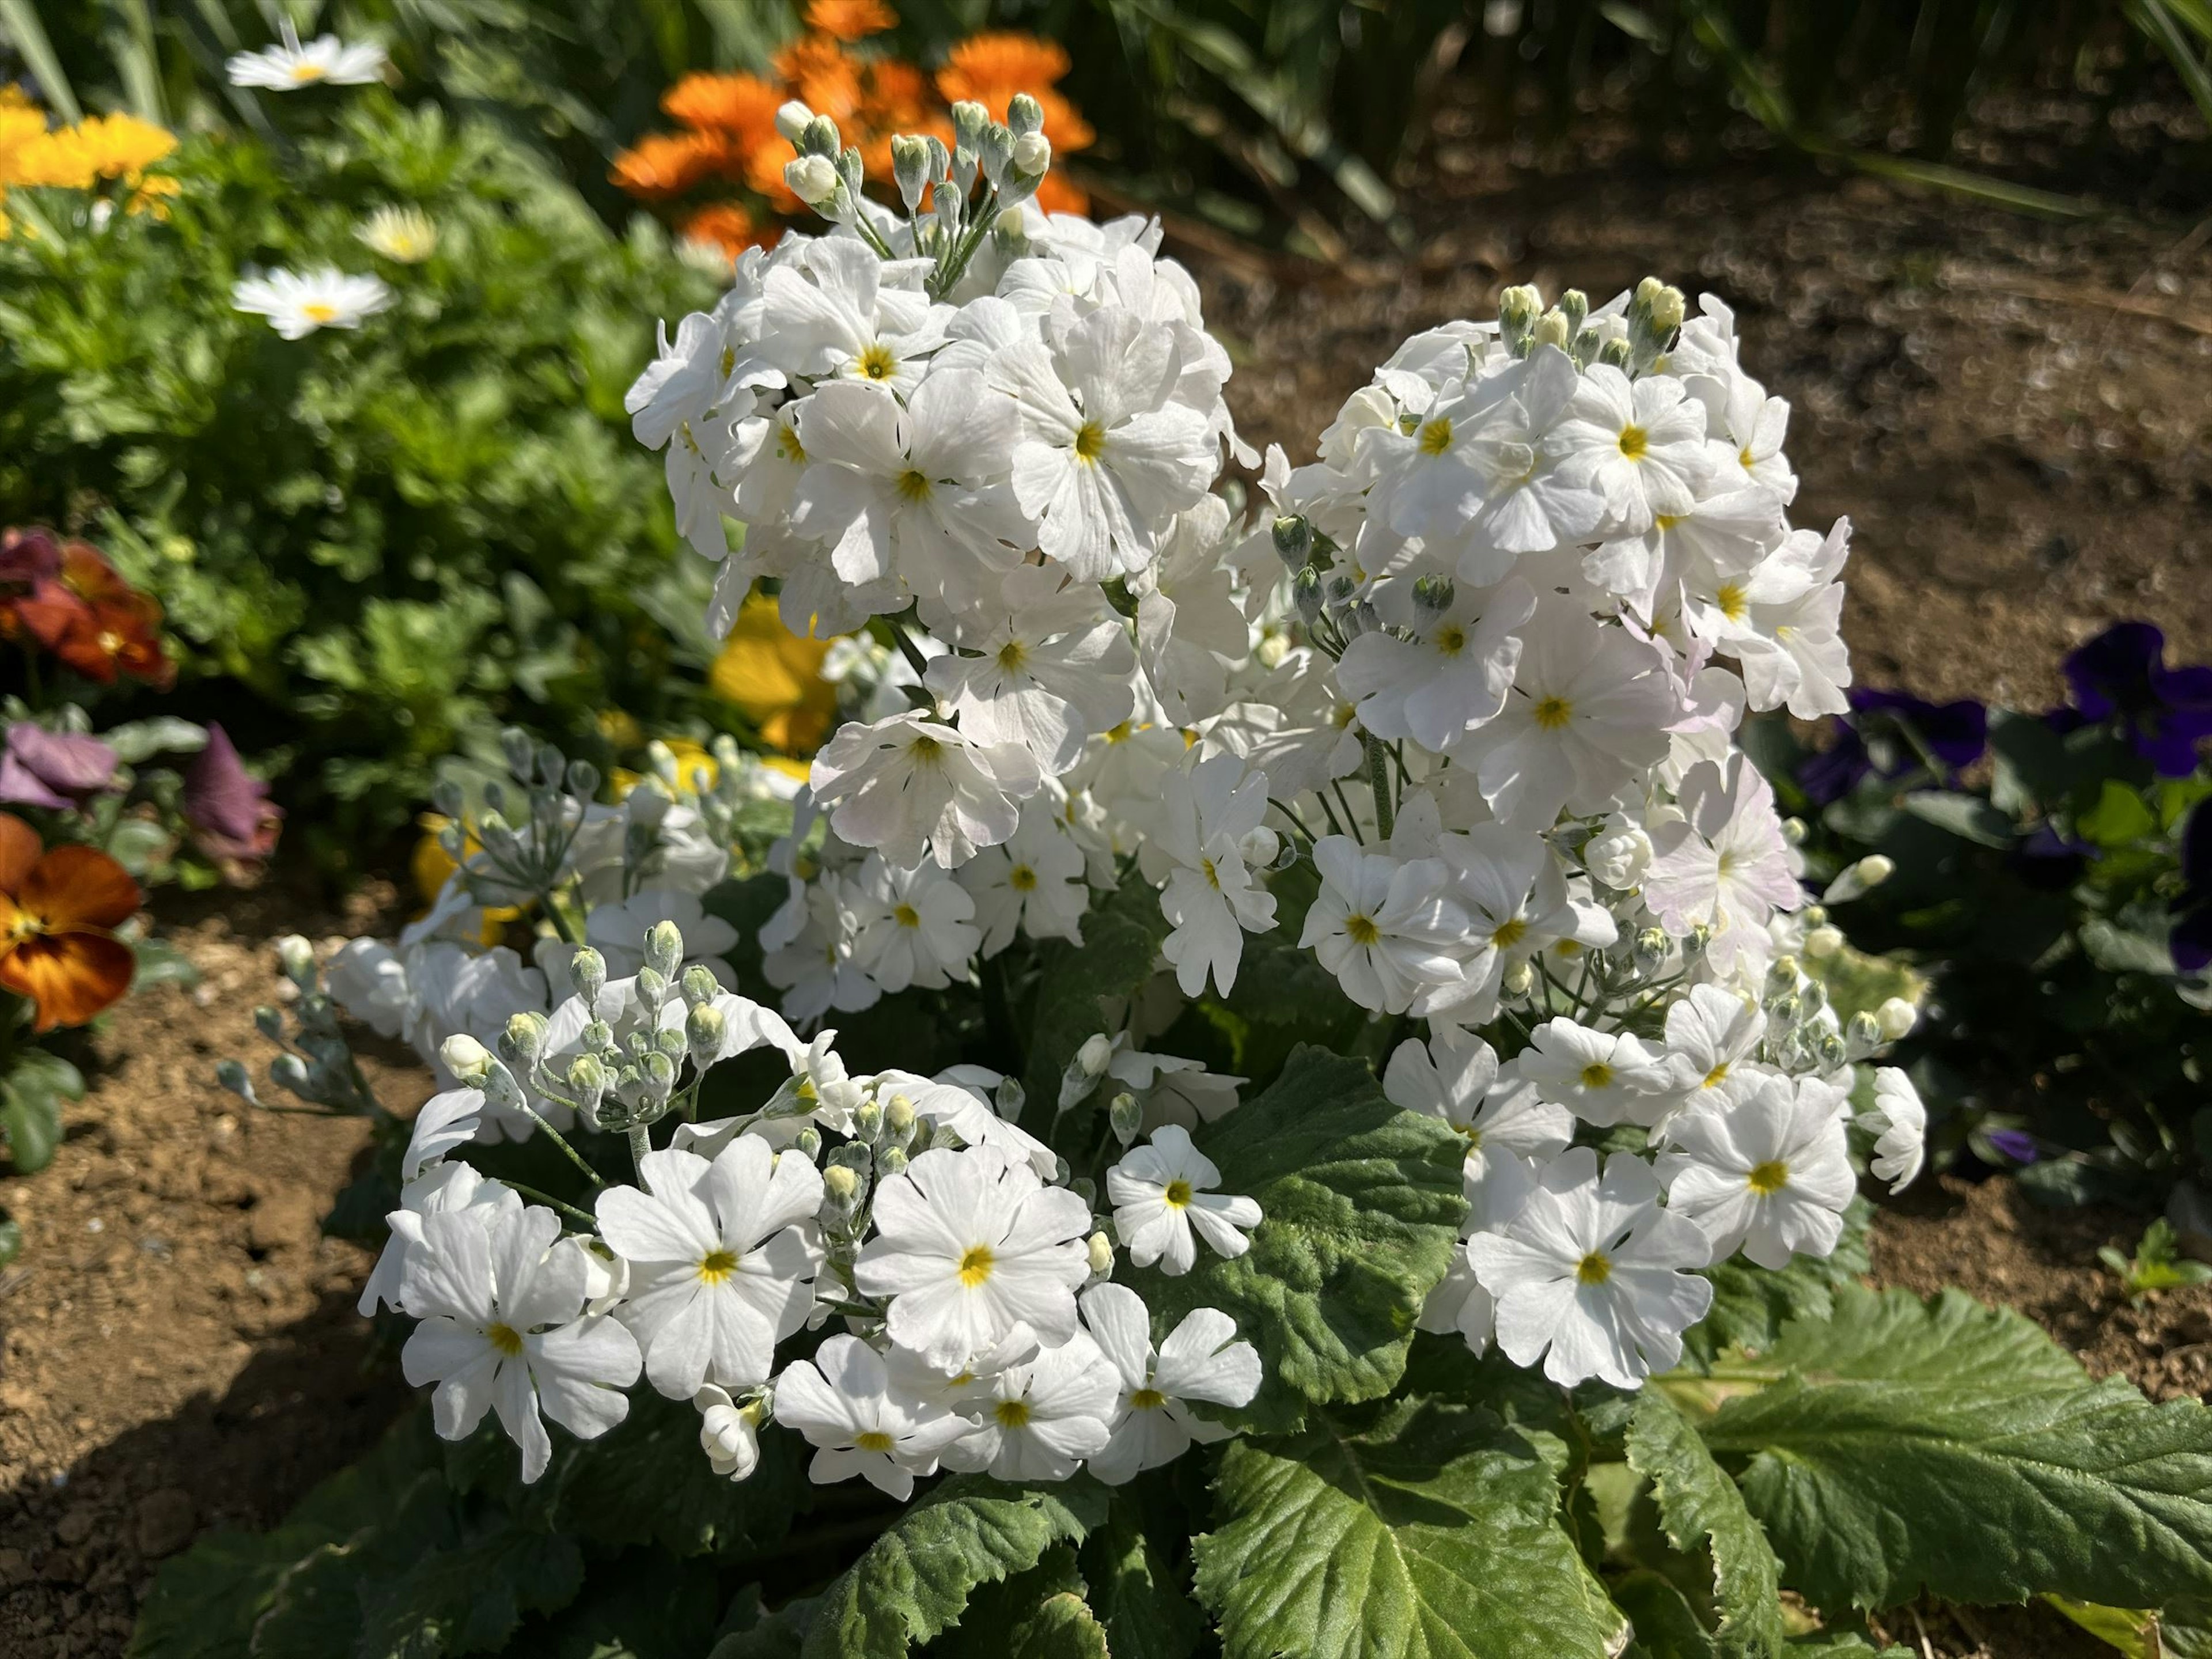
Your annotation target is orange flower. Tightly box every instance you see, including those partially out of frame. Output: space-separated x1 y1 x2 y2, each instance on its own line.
609 130 730 198
775 36 863 123
805 0 896 40
681 202 778 262
662 71 785 147
0 816 138 1032
936 33 1094 151
5 539 173 688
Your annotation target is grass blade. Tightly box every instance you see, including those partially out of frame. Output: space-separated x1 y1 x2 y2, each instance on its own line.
0 0 82 120
2128 0 2212 135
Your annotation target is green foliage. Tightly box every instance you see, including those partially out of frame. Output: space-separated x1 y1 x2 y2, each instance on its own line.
1120 1044 1468 1432
1195 1396 1628 1659
2099 1219 2212 1301
1627 1389 1785 1658
0 1045 83 1175
1699 1286 2212 1614
0 96 721 854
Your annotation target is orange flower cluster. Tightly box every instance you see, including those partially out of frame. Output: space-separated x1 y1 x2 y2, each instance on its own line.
611 2 1090 264
0 528 174 690
0 90 177 237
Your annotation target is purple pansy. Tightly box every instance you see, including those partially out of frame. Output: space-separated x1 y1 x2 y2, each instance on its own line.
1797 688 1989 805
1984 1128 2039 1165
183 722 283 866
0 722 119 809
2060 622 2212 778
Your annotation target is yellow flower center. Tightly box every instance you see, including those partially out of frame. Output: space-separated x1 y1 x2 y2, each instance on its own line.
1164 1180 1193 1209
1703 1062 1730 1089
857 342 896 380
302 302 339 323
1580 1062 1613 1089
897 468 933 502
1418 416 1453 456
907 733 942 763
1201 857 1220 890
698 1249 740 1284
997 639 1028 671
1103 721 1131 744
289 61 328 82
1617 424 1648 460
994 1398 1032 1428
1532 695 1574 731
1716 582 1748 623
1457 1123 1483 1149
1738 445 1756 469
893 903 921 929
1009 864 1037 892
958 1244 995 1287
1129 1388 1168 1410
1073 420 1108 463
1434 624 1466 657
777 425 806 464
855 1430 895 1453
1575 1251 1612 1286
1344 914 1380 947
1747 1160 1790 1195
486 1322 525 1357
1491 916 1527 949
1654 513 1684 531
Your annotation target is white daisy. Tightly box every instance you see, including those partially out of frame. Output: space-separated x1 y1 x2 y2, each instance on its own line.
1108 1124 1262 1275
232 267 392 339
227 23 387 89
1080 1285 1261 1484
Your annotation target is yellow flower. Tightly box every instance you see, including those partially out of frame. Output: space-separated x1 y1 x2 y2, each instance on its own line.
68 113 176 181
709 593 839 754
412 813 520 946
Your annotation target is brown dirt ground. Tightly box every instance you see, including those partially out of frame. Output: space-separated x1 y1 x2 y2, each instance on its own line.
4 98 2211 1659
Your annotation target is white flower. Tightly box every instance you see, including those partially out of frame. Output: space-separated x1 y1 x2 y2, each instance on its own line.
1546 364 1716 536
1107 1045 1244 1134
762 238 948 396
327 937 414 1036
584 888 741 981
809 711 1041 870
402 1085 487 1180
997 305 1217 580
593 1139 824 1398
1861 1066 1927 1194
1418 823 1563 1023
957 794 1090 954
1660 1071 1856 1268
232 267 392 339
1382 1028 1570 1223
1150 752 1278 998
923 565 1135 771
1134 498 1250 725
228 24 387 88
360 1161 518 1316
1108 1124 1262 1275
1336 577 1536 755
1464 1147 1713 1390
1418 1241 1498 1353
1301 838 1467 1014
1659 984 1767 1123
357 205 438 264
938 1330 1120 1482
1080 1285 1260 1483
1459 599 1677 830
1509 1017 1671 1129
1582 812 1654 890
853 1145 1092 1369
772 1334 970 1499
1644 753 1801 971
1359 372 1524 543
400 1205 642 1482
695 1385 760 1480
847 853 980 993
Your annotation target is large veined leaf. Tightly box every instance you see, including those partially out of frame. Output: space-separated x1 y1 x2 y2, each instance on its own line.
802 1476 1110 1659
1627 1390 1785 1659
929 1547 1112 1659
1080 1497 1205 1659
1194 1397 1628 1659
1699 1286 2212 1613
1122 1046 1467 1431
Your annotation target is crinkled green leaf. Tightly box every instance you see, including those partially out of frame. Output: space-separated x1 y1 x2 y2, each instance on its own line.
353 1524 584 1658
928 1547 1109 1658
1612 1569 1717 1658
1194 1397 1628 1659
1700 1286 2212 1613
1124 1045 1466 1432
1079 1495 1205 1659
1628 1389 1784 1659
709 1590 820 1659
802 1476 1110 1659
1681 1198 1870 1367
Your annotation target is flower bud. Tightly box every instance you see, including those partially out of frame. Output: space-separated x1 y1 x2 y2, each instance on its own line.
441 1033 494 1085
270 1053 312 1097
499 726 536 779
1583 813 1653 889
994 1075 1025 1122
1271 513 1314 568
977 121 1015 187
800 113 842 157
1411 573 1455 618
795 1126 822 1159
676 965 717 1010
785 153 839 206
635 965 669 1016
775 100 813 144
641 920 683 983
254 1006 286 1044
1825 854 1895 905
215 1058 258 1103
1108 1090 1143 1147
567 1052 608 1113
276 934 316 987
883 1092 916 1136
1768 993 1802 1030
1011 130 1051 177
1005 92 1045 137
565 758 600 799
853 1097 885 1141
1292 563 1325 625
950 100 990 156
891 133 932 211
1086 1232 1115 1277
1556 289 1589 334
1765 956 1801 1000
1798 976 1827 1018
567 946 605 1005
1633 927 1671 975
1533 309 1571 350
1597 336 1633 370
686 1002 725 1066
1498 283 1542 354
1816 1031 1849 1070
1876 997 1918 1041
1803 924 1844 959
877 1143 907 1178
823 1162 859 1203
499 1010 546 1066
1682 924 1711 960
1846 1009 1881 1060
431 778 465 818
1502 959 1534 999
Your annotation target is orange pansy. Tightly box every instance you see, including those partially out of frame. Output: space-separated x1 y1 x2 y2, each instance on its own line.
0 817 139 1032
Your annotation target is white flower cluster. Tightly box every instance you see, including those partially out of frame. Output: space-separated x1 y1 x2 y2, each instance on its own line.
346 931 1259 1490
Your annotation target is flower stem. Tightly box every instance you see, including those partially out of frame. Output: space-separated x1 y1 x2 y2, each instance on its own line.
1364 735 1395 843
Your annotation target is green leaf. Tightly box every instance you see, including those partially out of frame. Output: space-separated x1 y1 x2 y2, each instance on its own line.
1079 1494 1205 1659
354 1525 585 1657
927 1547 1110 1658
1612 1569 1717 1657
2043 1595 2157 1658
552 1388 807 1559
1194 1397 1628 1659
0 1215 19 1267
1122 1045 1467 1431
1897 790 2015 848
1683 1199 1871 1366
1 1051 83 1176
2077 780 2158 849
1628 1390 1785 1659
1699 1286 2212 1613
802 1476 1110 1659
709 1590 820 1659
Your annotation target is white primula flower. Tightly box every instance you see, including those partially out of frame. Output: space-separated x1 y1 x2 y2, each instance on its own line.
1418 1242 1498 1354
1108 1124 1262 1275
1336 577 1536 755
1465 1147 1714 1391
1546 363 1716 536
772 1334 971 1499
228 22 387 88
1659 984 1768 1125
361 1162 519 1316
1080 1285 1260 1484
1509 1017 1672 1129
1133 497 1250 725
997 304 1217 581
593 1140 824 1398
1582 812 1654 890
847 853 980 993
923 565 1136 771
1149 752 1278 998
938 1330 1119 1482
1660 1071 1856 1269
809 711 1041 870
1643 753 1802 971
957 794 1089 955
1302 838 1467 1014
1359 372 1523 543
232 267 392 339
853 1144 1092 1369
1382 1028 1571 1223
762 238 948 396
1105 1044 1244 1133
399 1205 642 1482
695 1385 761 1481
584 888 741 982
1861 1066 1928 1194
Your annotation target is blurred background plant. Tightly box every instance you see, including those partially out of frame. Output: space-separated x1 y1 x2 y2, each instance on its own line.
1752 620 2212 1229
